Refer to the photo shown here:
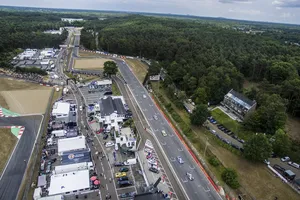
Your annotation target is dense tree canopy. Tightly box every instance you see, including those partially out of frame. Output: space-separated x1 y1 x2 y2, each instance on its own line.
103 61 118 77
244 134 272 162
81 16 300 117
190 104 210 126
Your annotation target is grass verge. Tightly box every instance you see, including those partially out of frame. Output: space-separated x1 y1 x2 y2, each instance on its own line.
211 108 252 140
151 83 300 200
112 81 121 96
126 59 148 83
0 128 17 175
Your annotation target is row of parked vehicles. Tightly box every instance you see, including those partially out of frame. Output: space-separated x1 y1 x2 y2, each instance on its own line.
114 167 134 187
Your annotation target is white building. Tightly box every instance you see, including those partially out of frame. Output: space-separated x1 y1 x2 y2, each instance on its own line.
116 127 137 151
61 18 84 23
95 96 126 128
48 170 90 196
40 48 55 58
95 79 112 86
52 102 70 123
57 136 86 155
16 49 37 60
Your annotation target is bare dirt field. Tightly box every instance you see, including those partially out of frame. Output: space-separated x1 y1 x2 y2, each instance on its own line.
0 128 17 175
126 59 148 83
74 58 112 70
0 78 52 114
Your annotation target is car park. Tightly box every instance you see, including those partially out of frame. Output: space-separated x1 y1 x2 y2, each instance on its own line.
118 177 129 181
161 130 167 137
186 172 194 181
177 156 184 164
149 167 159 174
288 161 300 169
281 156 290 162
115 172 127 178
119 167 129 172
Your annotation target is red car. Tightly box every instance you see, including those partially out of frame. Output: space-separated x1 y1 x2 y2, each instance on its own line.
146 154 152 159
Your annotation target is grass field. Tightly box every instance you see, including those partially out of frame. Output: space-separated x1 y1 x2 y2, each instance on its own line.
126 59 148 83
0 128 17 176
211 108 252 140
79 50 99 57
151 84 299 200
0 78 52 114
74 58 112 70
286 115 300 142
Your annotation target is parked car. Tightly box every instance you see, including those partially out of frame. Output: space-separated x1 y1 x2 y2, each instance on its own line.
238 139 245 144
119 167 129 172
119 192 135 198
186 172 194 181
149 167 159 174
105 141 115 148
114 162 124 167
273 164 285 173
231 135 238 139
146 153 152 159
118 177 129 181
161 130 167 137
103 134 109 140
223 139 231 145
288 161 300 169
177 156 184 164
281 156 290 162
231 144 240 150
118 180 133 187
148 158 157 165
115 172 127 178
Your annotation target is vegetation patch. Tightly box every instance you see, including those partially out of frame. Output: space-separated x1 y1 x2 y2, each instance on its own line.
0 128 17 175
126 59 148 83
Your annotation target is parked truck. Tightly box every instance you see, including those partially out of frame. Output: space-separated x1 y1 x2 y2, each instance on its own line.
51 129 66 137
123 158 137 166
52 162 93 175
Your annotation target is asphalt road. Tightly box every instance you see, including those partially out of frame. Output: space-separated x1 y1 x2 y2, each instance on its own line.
114 76 185 199
116 60 222 200
0 115 43 200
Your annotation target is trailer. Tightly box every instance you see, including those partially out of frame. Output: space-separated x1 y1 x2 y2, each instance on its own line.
53 162 93 174
51 129 66 137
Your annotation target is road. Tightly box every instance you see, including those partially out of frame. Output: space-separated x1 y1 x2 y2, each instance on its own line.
116 60 222 200
0 115 43 200
59 28 118 200
114 76 185 199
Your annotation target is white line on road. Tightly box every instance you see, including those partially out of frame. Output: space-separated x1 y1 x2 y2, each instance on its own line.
106 184 108 190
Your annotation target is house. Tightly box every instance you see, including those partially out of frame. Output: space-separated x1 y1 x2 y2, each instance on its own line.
116 127 137 151
96 96 126 128
48 170 90 196
51 102 71 123
222 89 256 119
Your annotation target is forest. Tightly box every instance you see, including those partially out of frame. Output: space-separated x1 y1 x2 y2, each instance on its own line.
81 16 300 138
0 11 70 68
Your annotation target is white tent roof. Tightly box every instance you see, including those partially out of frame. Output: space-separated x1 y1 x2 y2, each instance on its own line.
48 170 90 195
52 102 70 115
57 136 86 154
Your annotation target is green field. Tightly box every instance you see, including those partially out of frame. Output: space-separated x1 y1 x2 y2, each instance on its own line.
211 108 252 140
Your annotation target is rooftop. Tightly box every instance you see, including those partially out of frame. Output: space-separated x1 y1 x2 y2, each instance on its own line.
96 80 112 86
226 89 256 109
100 96 126 116
48 170 90 195
52 102 70 115
120 127 133 138
57 136 86 155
